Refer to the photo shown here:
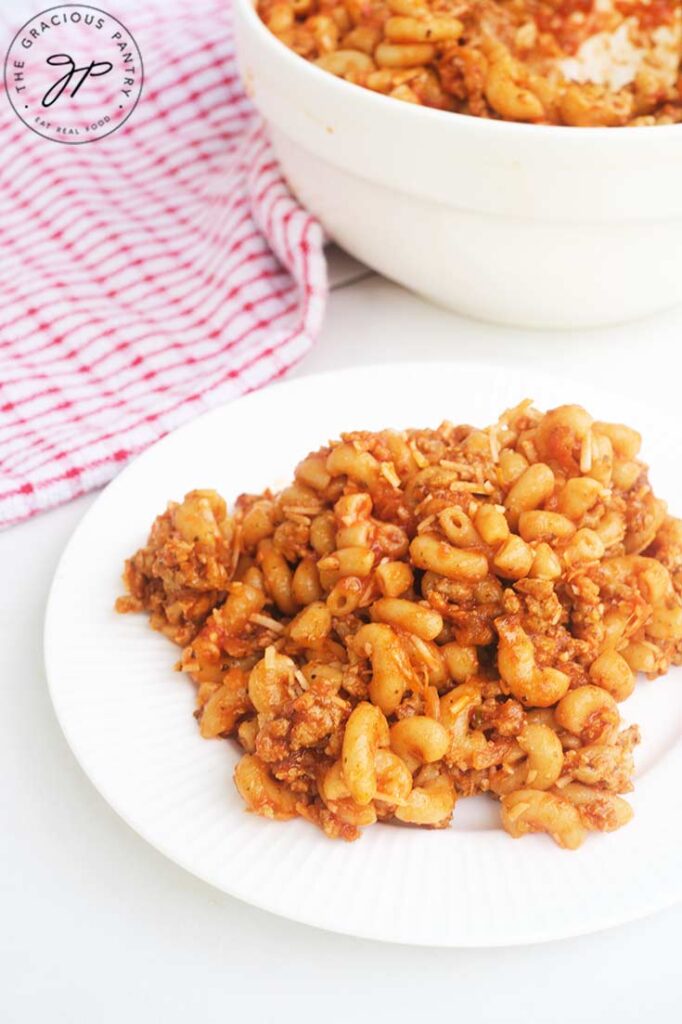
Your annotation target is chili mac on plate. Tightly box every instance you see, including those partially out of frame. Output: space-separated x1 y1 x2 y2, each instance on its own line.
117 402 682 849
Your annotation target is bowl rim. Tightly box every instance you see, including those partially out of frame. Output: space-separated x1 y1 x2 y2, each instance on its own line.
234 0 682 144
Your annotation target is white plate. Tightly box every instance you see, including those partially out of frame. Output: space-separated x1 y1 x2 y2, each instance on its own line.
44 362 682 947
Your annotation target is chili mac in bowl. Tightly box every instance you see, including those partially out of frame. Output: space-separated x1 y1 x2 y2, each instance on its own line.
255 1 682 127
234 0 682 327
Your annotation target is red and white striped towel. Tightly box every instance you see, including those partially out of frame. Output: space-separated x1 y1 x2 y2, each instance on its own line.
0 0 327 528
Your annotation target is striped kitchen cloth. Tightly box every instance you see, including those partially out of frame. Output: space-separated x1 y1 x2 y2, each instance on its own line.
0 0 327 528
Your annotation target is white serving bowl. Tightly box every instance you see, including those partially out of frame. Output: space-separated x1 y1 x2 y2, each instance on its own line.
234 0 682 328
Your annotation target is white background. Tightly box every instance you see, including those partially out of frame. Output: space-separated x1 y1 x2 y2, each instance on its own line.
1 247 682 1022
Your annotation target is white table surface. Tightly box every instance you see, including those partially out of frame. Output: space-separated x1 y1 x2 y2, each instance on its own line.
2 249 681 1023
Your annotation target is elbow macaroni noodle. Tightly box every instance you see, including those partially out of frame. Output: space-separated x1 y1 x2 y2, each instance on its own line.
254 0 682 127
117 401 682 848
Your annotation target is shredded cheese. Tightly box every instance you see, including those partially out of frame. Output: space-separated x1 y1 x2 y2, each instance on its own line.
580 430 594 474
250 613 285 632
